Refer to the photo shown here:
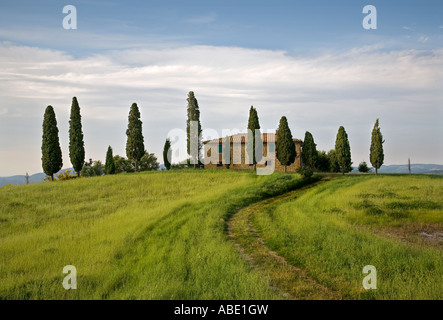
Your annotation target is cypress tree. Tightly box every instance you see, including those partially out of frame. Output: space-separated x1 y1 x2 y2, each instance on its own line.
163 138 172 171
126 103 145 172
186 91 202 168
328 149 341 173
302 131 318 170
69 97 85 177
41 106 63 181
276 116 296 173
246 106 262 170
335 126 352 175
105 145 116 174
370 119 384 175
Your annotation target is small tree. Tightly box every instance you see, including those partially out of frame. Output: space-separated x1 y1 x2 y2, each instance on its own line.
316 150 331 172
358 161 371 173
246 106 262 170
370 118 385 175
334 126 352 175
302 131 318 170
69 97 85 177
126 103 145 172
41 106 63 181
327 149 341 173
163 138 172 171
139 152 160 171
105 146 116 175
113 155 134 173
80 159 104 177
276 116 296 173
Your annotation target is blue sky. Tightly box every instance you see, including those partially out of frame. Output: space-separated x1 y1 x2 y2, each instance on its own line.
2 0 442 53
0 1 442 175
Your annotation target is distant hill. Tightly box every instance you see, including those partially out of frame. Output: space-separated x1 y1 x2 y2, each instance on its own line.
0 169 74 187
378 164 443 174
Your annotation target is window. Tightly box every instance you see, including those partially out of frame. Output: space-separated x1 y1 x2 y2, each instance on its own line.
268 143 275 153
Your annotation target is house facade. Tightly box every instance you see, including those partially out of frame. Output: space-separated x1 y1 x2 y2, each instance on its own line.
203 132 303 172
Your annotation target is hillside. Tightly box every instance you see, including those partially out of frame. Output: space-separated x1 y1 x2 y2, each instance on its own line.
1 171 442 300
0 170 305 299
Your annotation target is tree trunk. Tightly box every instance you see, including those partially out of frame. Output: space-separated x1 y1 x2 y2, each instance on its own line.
375 167 378 175
77 172 80 178
342 169 345 176
51 175 54 181
284 165 287 173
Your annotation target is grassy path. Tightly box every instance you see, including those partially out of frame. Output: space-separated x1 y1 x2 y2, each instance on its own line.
227 177 342 300
234 174 443 300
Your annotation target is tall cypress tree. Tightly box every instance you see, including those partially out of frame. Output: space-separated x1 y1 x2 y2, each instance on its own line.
276 116 296 173
69 97 85 177
370 118 384 175
246 106 262 170
302 131 318 170
186 91 202 168
335 126 352 175
163 138 172 171
126 103 145 172
105 145 116 174
41 106 63 181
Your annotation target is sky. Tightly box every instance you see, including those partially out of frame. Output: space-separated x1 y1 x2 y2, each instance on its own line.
0 0 442 176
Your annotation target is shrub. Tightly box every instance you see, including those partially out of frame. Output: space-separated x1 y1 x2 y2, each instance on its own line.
358 161 371 173
56 169 78 181
296 166 314 179
80 159 104 177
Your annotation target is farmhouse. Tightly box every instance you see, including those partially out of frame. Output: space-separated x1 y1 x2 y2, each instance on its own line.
203 132 303 172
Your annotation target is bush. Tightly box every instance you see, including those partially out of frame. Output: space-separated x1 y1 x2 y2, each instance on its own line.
80 159 104 177
44 169 77 181
56 169 78 181
296 166 314 178
358 161 371 173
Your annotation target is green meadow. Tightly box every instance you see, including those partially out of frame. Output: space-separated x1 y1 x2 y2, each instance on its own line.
252 174 443 299
0 170 304 300
1 171 442 300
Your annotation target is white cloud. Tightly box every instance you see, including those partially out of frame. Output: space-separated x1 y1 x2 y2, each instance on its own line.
0 42 442 175
418 36 429 43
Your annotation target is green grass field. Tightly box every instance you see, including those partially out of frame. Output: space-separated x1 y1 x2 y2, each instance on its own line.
1 171 442 300
252 174 443 299
0 170 305 299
